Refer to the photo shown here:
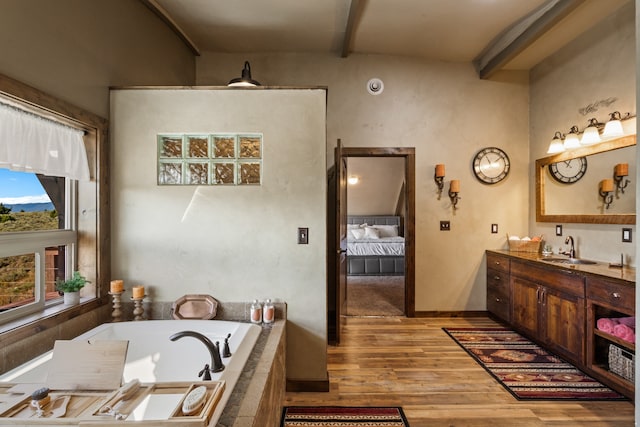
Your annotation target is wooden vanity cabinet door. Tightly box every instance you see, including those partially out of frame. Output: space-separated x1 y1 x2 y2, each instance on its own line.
511 275 540 339
542 287 585 365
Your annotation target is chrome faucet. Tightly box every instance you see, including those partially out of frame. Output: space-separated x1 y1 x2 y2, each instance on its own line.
562 236 575 258
169 331 225 380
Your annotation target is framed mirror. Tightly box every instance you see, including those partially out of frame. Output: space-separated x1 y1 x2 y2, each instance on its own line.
536 135 636 224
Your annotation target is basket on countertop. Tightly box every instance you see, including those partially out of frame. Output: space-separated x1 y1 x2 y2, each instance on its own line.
507 234 543 253
609 344 635 382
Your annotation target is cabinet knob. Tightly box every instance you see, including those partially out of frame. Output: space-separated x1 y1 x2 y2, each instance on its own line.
495 298 501 302
494 261 501 265
494 276 500 281
612 292 621 299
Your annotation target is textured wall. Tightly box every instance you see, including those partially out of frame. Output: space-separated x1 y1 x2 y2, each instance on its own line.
198 53 530 312
110 88 327 381
529 2 636 265
0 0 195 118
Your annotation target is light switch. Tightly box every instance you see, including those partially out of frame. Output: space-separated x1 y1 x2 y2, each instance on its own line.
491 224 498 234
298 227 309 244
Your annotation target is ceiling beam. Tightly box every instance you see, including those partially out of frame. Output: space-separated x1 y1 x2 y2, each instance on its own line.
341 0 363 58
474 0 585 79
139 0 201 56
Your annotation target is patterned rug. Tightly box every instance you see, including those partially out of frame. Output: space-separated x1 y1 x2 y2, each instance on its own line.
281 406 410 426
443 327 626 401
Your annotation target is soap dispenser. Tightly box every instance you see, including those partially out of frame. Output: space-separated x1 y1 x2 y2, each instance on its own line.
250 299 262 324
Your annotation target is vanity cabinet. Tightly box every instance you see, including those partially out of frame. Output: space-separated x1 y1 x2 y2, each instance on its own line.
510 260 586 366
486 252 510 323
586 276 635 399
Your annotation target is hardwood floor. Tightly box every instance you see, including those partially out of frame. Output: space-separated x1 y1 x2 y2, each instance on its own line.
283 316 635 426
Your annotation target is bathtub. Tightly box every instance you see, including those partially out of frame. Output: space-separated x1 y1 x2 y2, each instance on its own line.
0 320 262 424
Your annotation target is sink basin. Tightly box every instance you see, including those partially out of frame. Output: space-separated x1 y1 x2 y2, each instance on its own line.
542 257 597 265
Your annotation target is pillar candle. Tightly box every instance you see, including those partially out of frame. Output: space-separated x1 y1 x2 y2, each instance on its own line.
601 179 614 193
132 286 145 299
450 179 460 193
615 163 629 177
435 164 445 177
110 280 124 293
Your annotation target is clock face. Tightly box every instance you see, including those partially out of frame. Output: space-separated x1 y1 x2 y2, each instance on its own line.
472 147 510 184
548 157 588 184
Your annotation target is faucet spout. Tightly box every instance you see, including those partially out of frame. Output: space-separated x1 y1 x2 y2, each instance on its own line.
169 331 225 377
564 236 575 258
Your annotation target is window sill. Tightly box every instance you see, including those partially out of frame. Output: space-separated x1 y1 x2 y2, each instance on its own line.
0 296 103 347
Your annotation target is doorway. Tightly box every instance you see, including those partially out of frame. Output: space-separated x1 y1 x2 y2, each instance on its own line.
345 157 406 316
328 145 415 344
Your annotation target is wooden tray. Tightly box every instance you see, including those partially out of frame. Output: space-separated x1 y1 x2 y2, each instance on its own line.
0 381 224 426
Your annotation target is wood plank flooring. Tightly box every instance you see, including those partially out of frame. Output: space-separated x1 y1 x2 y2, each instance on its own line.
283 316 635 426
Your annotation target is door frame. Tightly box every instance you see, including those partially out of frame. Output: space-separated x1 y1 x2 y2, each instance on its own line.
338 147 416 318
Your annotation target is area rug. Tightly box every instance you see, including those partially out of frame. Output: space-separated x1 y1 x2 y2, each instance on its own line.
281 406 410 426
443 327 626 401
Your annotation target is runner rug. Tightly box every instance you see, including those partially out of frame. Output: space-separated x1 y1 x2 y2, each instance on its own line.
281 406 410 427
443 327 626 400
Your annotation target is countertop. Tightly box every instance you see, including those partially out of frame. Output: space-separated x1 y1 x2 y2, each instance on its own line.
487 250 636 284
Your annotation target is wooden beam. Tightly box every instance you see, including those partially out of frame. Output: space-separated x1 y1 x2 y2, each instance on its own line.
341 0 363 58
139 0 201 56
474 0 585 79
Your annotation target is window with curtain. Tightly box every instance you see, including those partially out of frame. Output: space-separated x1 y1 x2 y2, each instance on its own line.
0 102 89 322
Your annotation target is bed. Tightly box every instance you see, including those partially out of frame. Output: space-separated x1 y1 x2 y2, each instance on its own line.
347 215 405 276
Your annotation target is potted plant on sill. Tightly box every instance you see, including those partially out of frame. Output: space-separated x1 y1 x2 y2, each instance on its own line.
55 271 90 306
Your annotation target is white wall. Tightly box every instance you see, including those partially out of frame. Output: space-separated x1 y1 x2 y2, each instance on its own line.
347 157 404 216
529 2 636 265
110 88 327 381
198 53 530 312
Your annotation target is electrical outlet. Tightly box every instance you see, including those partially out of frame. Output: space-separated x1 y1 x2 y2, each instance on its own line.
622 228 632 242
555 225 563 236
491 224 498 234
440 221 450 231
298 227 309 244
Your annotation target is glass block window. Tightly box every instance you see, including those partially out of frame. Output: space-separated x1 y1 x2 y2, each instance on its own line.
158 134 262 185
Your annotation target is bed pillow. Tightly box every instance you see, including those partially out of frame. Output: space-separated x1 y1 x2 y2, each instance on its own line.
350 228 366 239
364 226 381 239
372 224 399 237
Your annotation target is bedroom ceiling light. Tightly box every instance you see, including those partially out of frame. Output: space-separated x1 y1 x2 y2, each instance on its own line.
448 179 460 210
228 61 261 87
434 164 445 199
347 175 359 185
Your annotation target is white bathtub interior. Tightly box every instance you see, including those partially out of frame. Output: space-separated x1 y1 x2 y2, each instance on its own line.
0 320 262 424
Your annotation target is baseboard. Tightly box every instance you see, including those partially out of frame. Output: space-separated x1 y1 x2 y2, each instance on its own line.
286 376 330 392
413 310 488 318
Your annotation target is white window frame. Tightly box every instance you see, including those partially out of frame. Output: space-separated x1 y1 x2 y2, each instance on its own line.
0 179 77 324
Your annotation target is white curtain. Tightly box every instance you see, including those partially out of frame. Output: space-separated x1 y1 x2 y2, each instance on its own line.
0 102 90 181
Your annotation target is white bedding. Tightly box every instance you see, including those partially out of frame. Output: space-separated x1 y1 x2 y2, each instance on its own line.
347 236 405 256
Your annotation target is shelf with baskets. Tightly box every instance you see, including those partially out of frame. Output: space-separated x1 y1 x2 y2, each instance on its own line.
586 276 635 400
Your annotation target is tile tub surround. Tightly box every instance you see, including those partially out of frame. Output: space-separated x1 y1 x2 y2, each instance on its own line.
0 301 286 427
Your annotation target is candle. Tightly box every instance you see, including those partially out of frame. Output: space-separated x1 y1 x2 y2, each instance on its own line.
132 286 145 299
110 280 124 293
450 179 460 193
435 164 445 177
601 179 614 193
615 163 629 177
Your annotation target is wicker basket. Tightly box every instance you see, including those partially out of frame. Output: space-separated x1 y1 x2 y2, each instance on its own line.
507 235 542 253
608 344 635 382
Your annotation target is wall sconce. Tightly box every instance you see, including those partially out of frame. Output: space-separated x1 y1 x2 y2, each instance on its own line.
228 61 261 87
563 126 581 149
603 111 624 138
547 131 565 154
614 163 630 194
580 118 602 145
599 179 614 209
448 179 460 210
434 164 445 199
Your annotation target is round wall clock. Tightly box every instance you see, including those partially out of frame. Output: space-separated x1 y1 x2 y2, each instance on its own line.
472 147 510 184
548 157 588 184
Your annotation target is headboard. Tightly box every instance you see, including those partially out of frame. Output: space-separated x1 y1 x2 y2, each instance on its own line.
347 215 400 226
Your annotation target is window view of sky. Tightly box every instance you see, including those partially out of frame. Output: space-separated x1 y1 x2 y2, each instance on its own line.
0 169 51 204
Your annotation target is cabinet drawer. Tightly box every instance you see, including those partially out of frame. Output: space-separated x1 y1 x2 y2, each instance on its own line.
586 277 635 313
511 260 584 297
486 252 510 274
487 287 509 322
487 267 509 295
